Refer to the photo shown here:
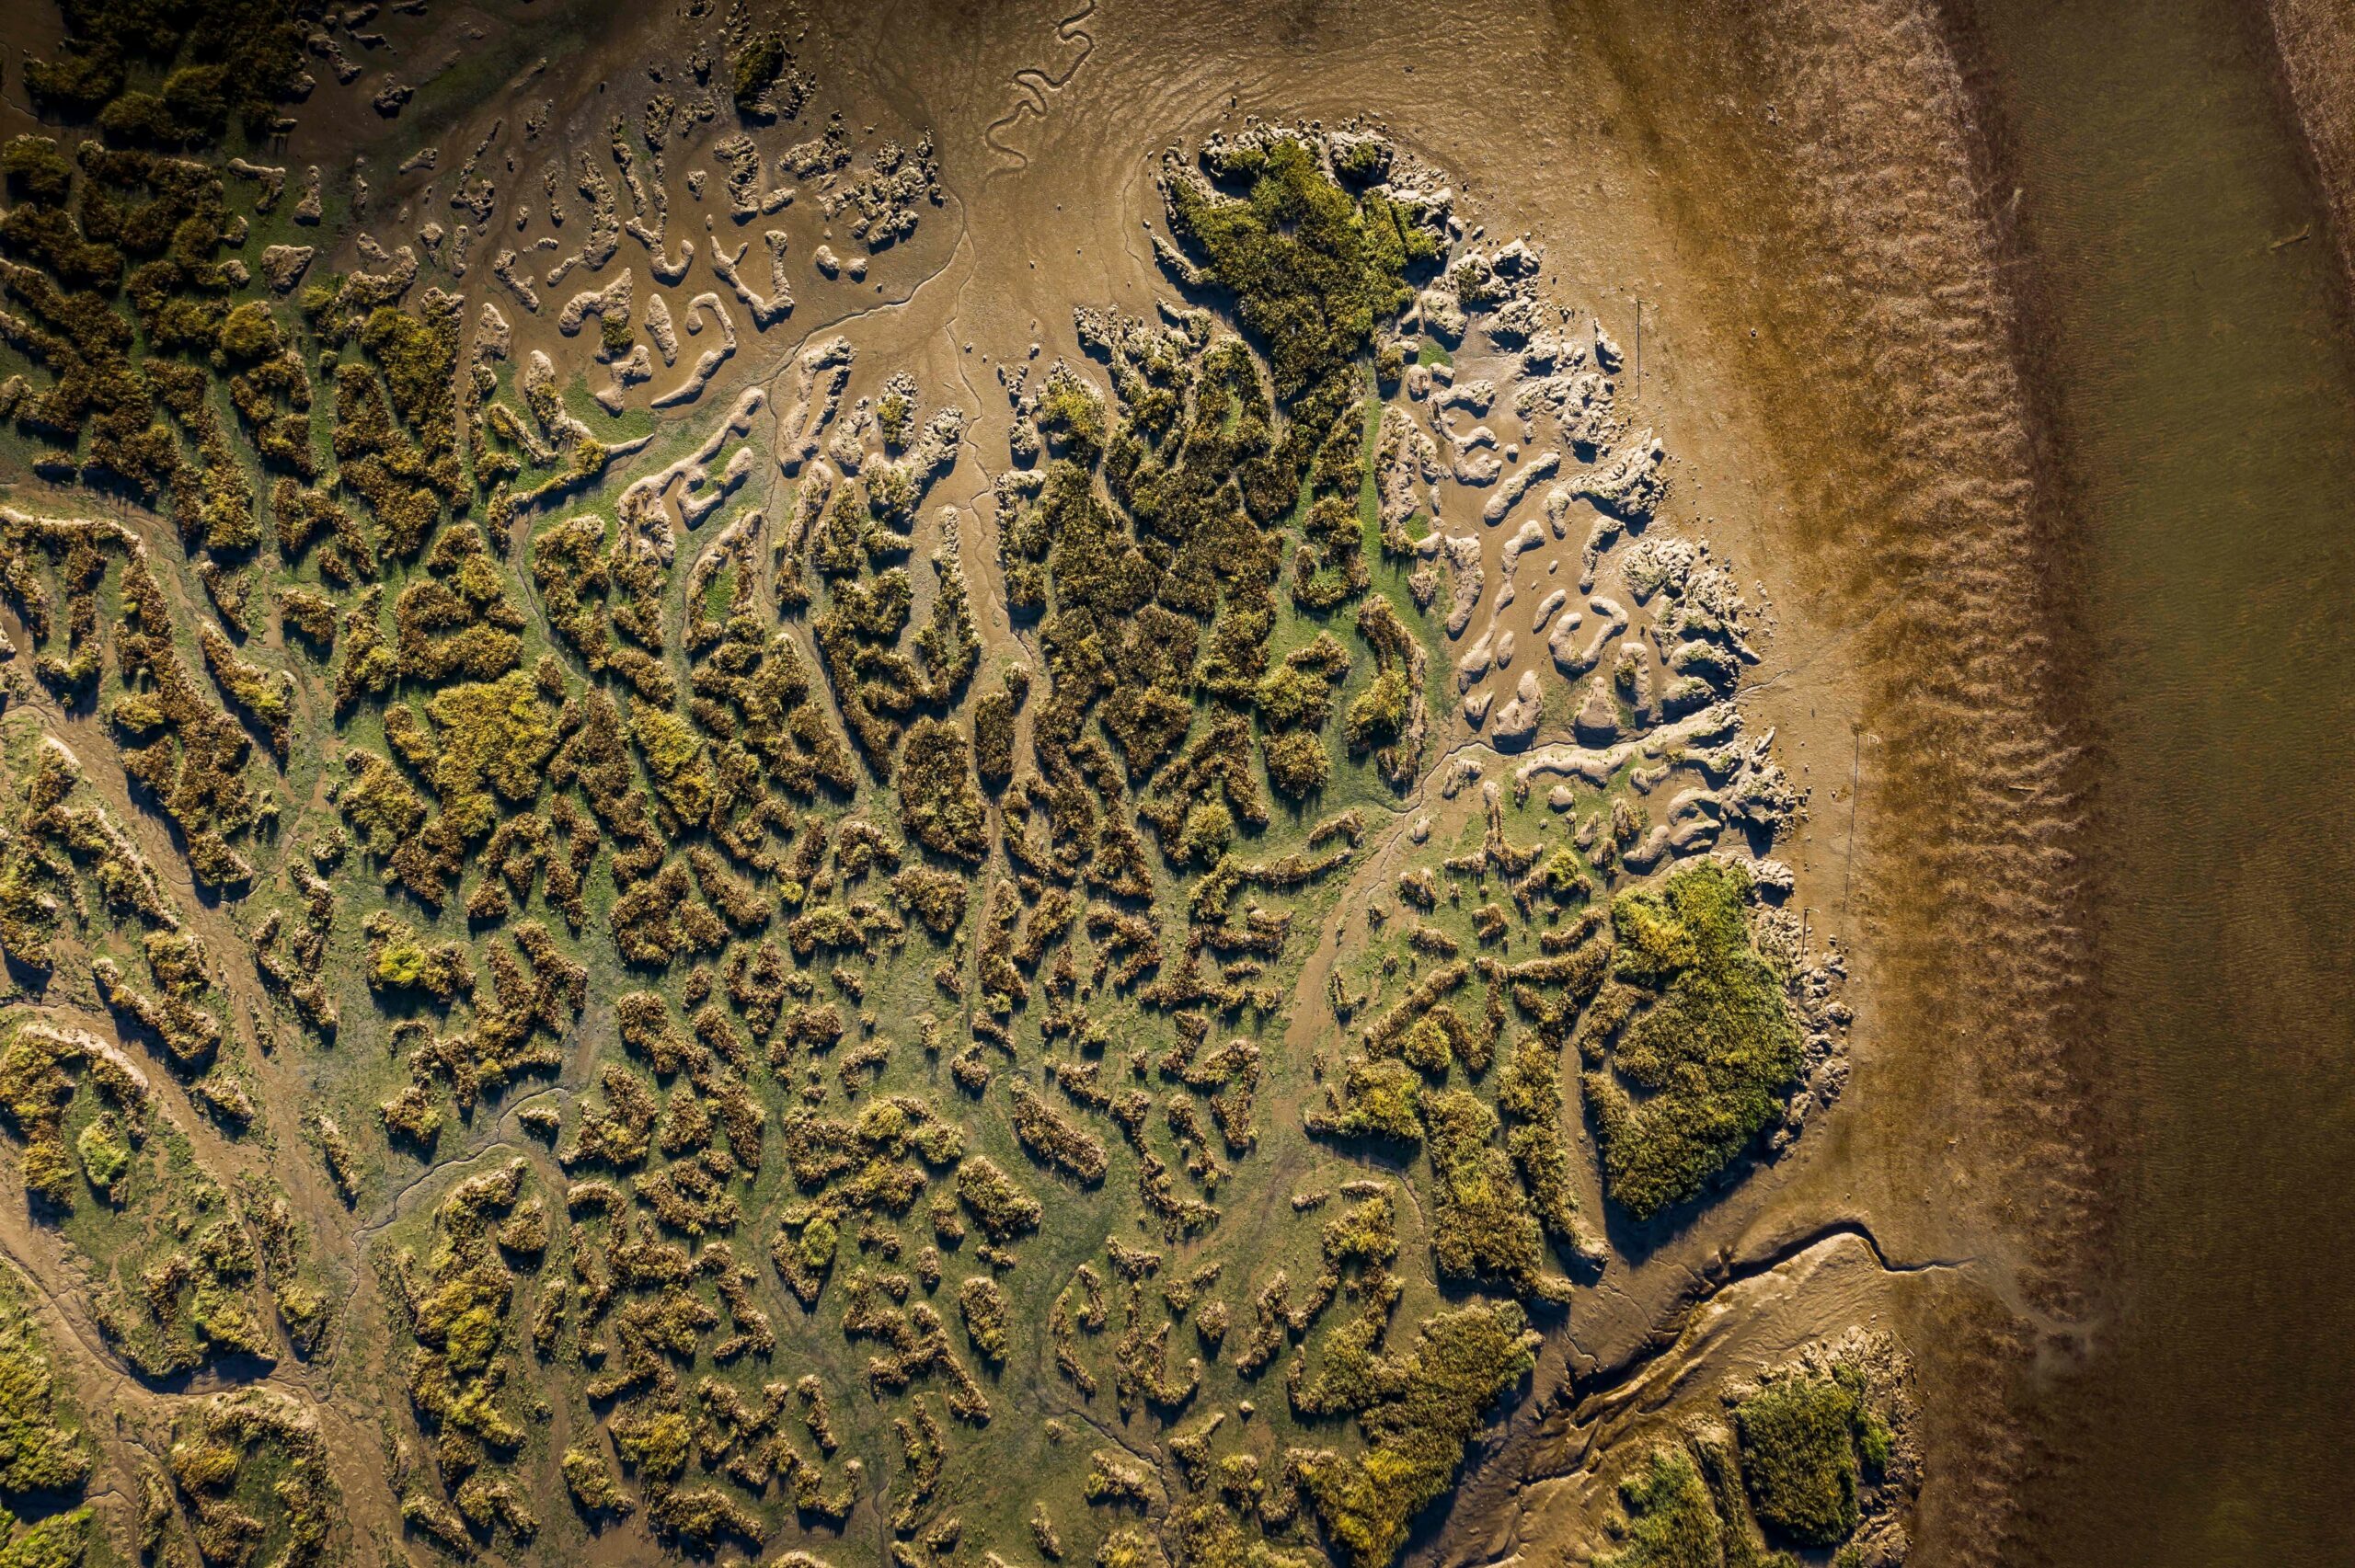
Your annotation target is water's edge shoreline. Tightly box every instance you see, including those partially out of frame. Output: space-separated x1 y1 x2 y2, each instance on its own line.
2264 0 2355 305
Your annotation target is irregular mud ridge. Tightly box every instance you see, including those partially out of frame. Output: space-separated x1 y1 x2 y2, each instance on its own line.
0 3 2103 1568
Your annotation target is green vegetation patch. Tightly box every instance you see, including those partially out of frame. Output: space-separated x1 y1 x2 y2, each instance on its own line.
1585 861 1800 1219
0 1267 88 1498
1733 1368 1884 1549
1596 1446 1723 1568
1166 138 1430 403
1302 1301 1537 1568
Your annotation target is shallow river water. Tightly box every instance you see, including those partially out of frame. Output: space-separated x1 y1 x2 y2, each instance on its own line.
1963 0 2355 1562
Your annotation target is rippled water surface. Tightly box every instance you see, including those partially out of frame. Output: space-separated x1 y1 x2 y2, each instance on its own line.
1965 0 2355 1562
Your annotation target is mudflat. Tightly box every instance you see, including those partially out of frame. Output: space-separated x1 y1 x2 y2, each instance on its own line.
0 2 2343 1566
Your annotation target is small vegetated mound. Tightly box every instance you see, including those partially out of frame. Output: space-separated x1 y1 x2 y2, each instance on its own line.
958 1276 1009 1363
1599 1333 1917 1568
0 1262 88 1568
956 1155 1043 1242
162 1388 339 1568
1585 859 1803 1219
1733 1365 1891 1549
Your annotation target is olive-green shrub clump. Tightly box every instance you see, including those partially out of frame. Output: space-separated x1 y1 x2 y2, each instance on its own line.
1585 861 1801 1218
0 1268 90 1497
898 716 988 864
1733 1368 1881 1548
1303 1302 1537 1568
1261 729 1330 798
956 1156 1042 1242
958 1276 1009 1363
729 30 787 113
562 1444 636 1519
1595 1446 1724 1568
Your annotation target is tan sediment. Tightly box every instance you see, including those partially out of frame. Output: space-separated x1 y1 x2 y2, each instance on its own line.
1466 1 2110 1563
1721 0 2108 1311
